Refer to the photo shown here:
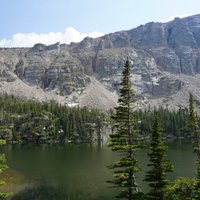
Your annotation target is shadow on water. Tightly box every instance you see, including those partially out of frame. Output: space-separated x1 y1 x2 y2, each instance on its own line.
10 182 111 200
3 144 116 200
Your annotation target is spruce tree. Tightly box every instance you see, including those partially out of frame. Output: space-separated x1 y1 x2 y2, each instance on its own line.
144 113 172 200
108 59 142 199
0 140 11 199
188 93 198 133
187 93 200 199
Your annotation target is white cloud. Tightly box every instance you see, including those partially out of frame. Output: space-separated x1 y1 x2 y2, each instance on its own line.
162 13 192 22
0 27 105 47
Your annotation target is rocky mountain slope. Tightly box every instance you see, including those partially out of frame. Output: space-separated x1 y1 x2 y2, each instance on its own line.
1 14 200 110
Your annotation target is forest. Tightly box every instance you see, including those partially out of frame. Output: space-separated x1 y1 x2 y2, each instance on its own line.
0 95 195 145
0 95 107 144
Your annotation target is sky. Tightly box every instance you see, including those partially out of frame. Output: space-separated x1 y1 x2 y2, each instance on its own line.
0 0 200 47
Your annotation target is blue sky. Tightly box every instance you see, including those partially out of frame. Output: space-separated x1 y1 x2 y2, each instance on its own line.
1 0 200 47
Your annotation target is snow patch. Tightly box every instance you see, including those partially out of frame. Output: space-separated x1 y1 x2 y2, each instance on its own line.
66 103 78 107
151 77 160 85
131 74 142 82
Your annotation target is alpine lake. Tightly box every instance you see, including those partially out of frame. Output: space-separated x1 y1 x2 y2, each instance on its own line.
0 140 196 200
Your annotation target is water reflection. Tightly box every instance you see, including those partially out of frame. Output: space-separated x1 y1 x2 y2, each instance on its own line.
11 183 109 200
0 140 196 199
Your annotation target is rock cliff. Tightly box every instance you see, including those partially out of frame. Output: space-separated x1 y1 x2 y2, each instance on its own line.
1 14 200 110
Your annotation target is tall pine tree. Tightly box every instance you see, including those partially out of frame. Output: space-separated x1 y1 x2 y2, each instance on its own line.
108 59 142 199
144 113 172 200
188 93 198 133
187 93 200 199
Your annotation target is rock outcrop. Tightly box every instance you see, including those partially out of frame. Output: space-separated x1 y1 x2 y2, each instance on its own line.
1 14 200 110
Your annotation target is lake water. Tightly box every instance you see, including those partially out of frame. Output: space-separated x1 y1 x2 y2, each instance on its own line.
0 140 196 200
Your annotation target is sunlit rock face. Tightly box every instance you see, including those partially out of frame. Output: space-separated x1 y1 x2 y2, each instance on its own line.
1 14 200 110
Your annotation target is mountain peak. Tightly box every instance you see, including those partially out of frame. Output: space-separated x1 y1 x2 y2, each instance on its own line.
1 14 200 110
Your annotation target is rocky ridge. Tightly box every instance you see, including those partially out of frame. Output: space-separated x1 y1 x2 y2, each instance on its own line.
1 14 200 110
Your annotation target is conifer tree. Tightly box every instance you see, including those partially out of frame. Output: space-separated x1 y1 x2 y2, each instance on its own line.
108 59 142 199
0 139 11 199
144 113 172 200
188 93 198 132
187 93 200 199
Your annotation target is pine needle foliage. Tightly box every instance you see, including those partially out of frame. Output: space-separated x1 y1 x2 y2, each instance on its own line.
144 113 173 200
108 59 142 199
0 139 12 199
187 93 200 199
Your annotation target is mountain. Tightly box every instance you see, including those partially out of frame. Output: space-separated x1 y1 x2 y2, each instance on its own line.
1 14 200 110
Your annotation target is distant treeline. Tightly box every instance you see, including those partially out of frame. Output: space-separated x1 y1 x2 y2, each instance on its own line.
135 107 189 138
109 107 190 139
0 95 106 144
0 95 193 144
